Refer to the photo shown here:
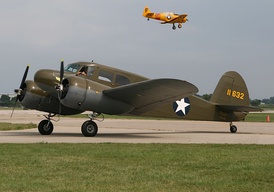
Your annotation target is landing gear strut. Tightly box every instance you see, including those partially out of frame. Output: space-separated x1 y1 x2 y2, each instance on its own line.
229 122 237 133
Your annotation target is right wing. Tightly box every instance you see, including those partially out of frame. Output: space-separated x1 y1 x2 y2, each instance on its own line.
103 79 198 115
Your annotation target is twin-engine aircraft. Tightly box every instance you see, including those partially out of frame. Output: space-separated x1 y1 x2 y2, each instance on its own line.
13 61 261 137
142 6 188 30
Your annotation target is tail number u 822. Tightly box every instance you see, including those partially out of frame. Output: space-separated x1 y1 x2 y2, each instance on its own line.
227 89 244 100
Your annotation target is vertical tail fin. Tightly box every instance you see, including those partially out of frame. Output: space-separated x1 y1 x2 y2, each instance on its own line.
210 71 250 107
142 6 151 17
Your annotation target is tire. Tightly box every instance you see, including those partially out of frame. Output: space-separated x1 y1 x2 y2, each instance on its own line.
38 120 54 135
230 125 237 133
81 120 98 137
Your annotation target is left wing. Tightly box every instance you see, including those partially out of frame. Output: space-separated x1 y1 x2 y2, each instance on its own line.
162 14 188 24
103 79 198 115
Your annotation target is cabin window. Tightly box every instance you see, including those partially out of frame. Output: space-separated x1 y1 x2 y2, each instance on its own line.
64 64 80 73
98 70 114 83
115 74 130 85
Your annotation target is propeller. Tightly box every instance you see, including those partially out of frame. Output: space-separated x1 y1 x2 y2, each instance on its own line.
56 60 65 115
11 65 30 117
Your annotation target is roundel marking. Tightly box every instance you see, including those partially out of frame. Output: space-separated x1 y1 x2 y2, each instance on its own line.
173 98 190 116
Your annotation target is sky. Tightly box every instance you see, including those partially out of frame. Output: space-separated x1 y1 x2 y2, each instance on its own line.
0 0 273 99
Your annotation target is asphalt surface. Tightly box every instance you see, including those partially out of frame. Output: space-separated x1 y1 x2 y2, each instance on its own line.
1 110 274 144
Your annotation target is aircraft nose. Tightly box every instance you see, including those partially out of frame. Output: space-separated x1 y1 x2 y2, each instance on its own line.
34 69 60 92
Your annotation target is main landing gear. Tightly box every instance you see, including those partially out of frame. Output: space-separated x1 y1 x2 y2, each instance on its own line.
172 23 182 30
38 113 56 135
37 112 103 137
81 113 103 137
229 122 237 133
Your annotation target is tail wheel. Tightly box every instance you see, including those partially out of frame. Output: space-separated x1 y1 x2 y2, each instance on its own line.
230 125 237 133
38 120 54 135
81 120 98 137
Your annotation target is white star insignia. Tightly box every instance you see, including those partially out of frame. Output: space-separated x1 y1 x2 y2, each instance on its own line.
175 98 190 115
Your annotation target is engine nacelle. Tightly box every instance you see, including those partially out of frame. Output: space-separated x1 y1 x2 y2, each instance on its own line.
61 76 134 115
19 80 49 110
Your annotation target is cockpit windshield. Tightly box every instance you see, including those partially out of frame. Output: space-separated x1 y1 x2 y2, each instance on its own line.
64 64 81 73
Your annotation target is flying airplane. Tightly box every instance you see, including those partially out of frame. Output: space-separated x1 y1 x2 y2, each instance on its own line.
142 6 188 30
13 61 261 137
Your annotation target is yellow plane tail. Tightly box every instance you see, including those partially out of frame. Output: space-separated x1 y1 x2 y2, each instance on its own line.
142 6 151 17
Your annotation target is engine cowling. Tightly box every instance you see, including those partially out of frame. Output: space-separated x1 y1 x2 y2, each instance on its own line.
61 76 134 115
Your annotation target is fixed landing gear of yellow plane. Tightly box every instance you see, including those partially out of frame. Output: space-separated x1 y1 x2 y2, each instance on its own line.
172 23 182 30
172 24 176 30
230 122 237 133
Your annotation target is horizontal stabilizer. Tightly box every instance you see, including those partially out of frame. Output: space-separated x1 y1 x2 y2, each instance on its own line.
103 79 198 115
216 105 263 112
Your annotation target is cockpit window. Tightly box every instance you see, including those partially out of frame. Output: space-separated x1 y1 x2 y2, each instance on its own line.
77 66 95 76
64 64 81 73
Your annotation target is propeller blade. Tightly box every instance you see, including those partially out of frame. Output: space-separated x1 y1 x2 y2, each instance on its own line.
11 65 30 118
58 60 65 115
10 97 18 118
60 60 64 84
19 65 29 89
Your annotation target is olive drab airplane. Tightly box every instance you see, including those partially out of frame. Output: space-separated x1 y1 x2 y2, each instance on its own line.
142 6 188 30
13 61 261 137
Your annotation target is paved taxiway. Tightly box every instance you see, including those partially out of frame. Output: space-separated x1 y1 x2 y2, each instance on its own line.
0 110 274 144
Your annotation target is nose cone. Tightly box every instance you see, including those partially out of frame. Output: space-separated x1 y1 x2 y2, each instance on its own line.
34 69 60 93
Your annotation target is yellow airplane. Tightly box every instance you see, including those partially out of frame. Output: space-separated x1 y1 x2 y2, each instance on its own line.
142 6 188 30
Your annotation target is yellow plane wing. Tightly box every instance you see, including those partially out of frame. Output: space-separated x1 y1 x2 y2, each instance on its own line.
103 79 198 115
162 14 188 24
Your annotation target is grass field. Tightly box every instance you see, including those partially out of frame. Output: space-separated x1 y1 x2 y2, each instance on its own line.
245 113 274 122
0 144 273 192
0 122 36 131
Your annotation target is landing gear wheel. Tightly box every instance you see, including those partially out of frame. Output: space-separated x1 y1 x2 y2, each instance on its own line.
230 125 237 133
38 120 54 135
172 25 176 30
178 23 182 28
81 120 98 137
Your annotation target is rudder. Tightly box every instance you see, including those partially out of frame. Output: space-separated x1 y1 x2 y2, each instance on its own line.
210 71 250 107
142 6 151 17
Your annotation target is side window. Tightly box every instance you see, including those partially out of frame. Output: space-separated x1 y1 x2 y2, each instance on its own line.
86 67 95 77
98 70 114 83
115 74 130 85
